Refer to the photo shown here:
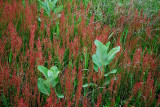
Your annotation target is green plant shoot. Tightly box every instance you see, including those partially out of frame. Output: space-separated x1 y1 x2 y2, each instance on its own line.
92 40 120 72
38 0 63 17
37 65 64 98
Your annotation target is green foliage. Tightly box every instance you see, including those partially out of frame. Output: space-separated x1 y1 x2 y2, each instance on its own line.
82 40 119 102
92 40 120 72
1 94 8 107
38 66 48 78
104 69 117 77
37 78 51 95
37 65 64 98
9 50 12 64
82 83 97 88
0 0 159 106
38 0 63 17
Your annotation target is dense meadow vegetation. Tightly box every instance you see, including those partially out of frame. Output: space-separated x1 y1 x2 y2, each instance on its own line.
0 0 160 106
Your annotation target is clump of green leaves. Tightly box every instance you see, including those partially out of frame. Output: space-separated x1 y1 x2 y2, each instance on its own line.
38 0 63 17
37 65 64 98
83 40 120 89
92 40 120 73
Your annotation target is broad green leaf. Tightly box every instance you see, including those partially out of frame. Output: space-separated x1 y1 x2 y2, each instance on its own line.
104 69 117 77
50 66 60 74
38 66 48 78
110 69 117 73
82 83 97 88
49 2 54 10
107 46 120 64
95 40 108 65
38 0 43 4
54 5 63 14
105 41 110 53
55 87 64 98
96 45 108 65
93 63 99 72
56 93 64 98
43 78 51 88
92 54 102 68
46 0 49 9
50 78 59 87
46 1 50 14
118 3 123 7
41 2 48 11
52 0 58 7
48 70 58 80
48 70 53 78
94 39 104 47
37 78 50 95
38 0 62 17
38 17 41 22
93 63 103 72
44 0 47 3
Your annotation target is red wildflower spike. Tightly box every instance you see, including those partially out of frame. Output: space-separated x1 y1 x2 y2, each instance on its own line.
18 97 28 107
96 94 102 107
133 47 142 67
83 95 88 107
60 11 65 33
36 37 43 65
132 82 143 95
157 94 160 106
75 70 83 106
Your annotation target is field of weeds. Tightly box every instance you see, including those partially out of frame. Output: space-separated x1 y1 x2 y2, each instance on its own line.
0 0 160 106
